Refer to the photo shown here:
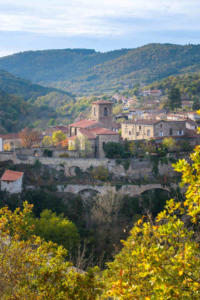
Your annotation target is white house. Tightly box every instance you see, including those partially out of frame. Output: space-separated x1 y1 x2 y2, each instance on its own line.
1 170 24 194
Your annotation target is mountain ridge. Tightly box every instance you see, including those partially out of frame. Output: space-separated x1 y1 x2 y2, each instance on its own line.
3 43 200 94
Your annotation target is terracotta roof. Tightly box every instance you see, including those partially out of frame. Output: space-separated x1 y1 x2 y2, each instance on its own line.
92 100 113 105
125 119 161 125
0 133 19 139
77 127 118 139
78 128 96 139
125 119 187 125
69 119 100 128
1 170 24 181
89 127 118 135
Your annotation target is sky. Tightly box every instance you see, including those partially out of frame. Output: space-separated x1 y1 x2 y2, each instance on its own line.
0 0 200 56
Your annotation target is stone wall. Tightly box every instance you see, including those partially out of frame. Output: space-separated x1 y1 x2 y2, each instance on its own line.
0 151 176 180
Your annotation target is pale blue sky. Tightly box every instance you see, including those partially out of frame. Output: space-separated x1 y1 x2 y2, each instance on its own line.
0 0 199 56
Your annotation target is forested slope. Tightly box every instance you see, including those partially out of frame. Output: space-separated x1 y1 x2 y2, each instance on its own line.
1 44 200 95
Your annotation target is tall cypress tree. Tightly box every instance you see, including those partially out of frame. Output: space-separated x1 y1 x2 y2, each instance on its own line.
168 87 181 110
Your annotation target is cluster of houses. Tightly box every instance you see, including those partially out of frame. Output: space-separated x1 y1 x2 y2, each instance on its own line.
0 98 199 194
0 99 199 158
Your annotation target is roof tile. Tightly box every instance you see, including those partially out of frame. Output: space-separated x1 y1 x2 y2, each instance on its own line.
1 170 24 181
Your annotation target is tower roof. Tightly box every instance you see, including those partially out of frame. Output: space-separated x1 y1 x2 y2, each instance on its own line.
92 100 113 105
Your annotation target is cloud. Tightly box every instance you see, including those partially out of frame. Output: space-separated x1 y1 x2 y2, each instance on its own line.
0 0 200 55
0 0 200 36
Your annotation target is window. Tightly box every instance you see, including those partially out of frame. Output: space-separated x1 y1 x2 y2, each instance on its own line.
160 124 163 128
136 132 139 136
159 131 163 137
169 128 173 136
93 107 96 116
104 107 108 116
147 129 150 137
139 125 141 130
178 130 184 135
129 131 132 135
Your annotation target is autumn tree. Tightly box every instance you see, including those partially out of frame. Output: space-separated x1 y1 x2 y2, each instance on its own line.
162 137 178 152
52 130 66 145
42 135 53 146
102 145 200 299
19 128 40 148
0 202 102 299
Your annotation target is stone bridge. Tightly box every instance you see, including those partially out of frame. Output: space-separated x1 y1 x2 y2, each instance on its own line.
58 183 171 198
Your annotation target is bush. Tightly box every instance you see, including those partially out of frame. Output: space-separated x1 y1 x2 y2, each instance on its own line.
91 166 109 181
162 137 177 152
30 209 80 252
103 142 125 158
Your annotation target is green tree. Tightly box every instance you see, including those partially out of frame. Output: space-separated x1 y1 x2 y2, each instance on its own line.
168 87 181 110
90 166 109 181
0 202 102 299
103 142 125 158
30 209 80 252
192 96 200 110
52 130 66 145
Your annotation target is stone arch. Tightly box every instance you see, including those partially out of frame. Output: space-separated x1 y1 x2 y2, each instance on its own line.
138 185 170 196
69 166 82 176
139 187 171 216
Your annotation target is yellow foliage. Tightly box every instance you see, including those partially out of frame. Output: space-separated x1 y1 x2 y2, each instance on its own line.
42 135 53 146
0 202 102 299
3 143 11 151
102 145 200 299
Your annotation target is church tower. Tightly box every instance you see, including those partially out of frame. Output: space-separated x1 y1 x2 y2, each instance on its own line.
91 100 113 129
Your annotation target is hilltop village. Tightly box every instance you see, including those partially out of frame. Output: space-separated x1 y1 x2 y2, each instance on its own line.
0 95 199 159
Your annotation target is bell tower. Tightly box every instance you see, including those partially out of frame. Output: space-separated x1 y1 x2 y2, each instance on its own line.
91 100 113 129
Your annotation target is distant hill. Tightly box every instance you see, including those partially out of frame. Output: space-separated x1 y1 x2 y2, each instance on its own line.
0 70 72 101
1 44 200 95
146 72 200 97
0 71 77 132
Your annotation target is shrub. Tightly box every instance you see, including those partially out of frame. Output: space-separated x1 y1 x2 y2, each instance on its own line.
91 166 109 181
103 142 125 158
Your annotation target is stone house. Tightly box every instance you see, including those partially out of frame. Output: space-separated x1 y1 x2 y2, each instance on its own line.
68 100 120 158
142 89 162 97
121 119 187 141
0 133 22 152
1 170 24 194
68 127 119 158
69 119 101 137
